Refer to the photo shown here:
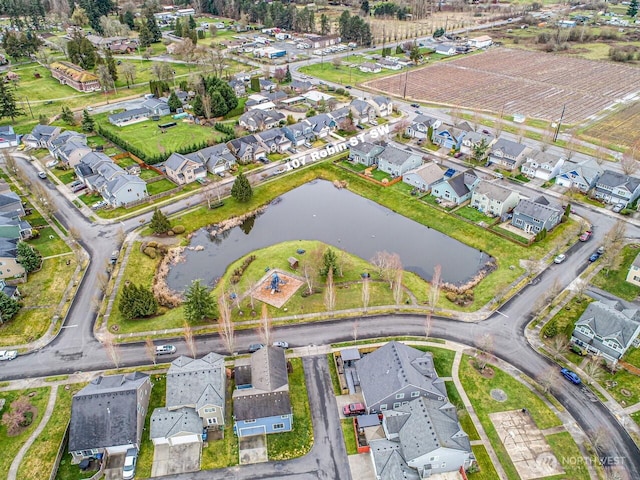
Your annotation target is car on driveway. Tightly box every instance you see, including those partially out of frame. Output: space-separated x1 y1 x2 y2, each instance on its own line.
343 403 366 416
249 343 264 353
612 203 625 213
554 254 566 264
579 230 592 242
123 448 138 480
560 368 582 385
155 345 176 356
273 341 289 349
0 350 18 361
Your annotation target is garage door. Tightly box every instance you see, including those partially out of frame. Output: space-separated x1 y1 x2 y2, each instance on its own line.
239 425 266 437
170 434 201 446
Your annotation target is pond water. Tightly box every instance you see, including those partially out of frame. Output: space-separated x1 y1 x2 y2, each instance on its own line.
166 180 491 292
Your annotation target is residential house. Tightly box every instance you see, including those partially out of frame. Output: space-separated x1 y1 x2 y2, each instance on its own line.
377 58 402 70
50 61 101 92
48 130 86 158
101 175 148 207
85 34 129 49
68 372 151 463
368 96 393 117
0 190 25 218
306 113 336 139
329 106 351 126
350 99 375 124
150 353 226 446
511 195 563 234
356 341 448 413
188 144 237 175
245 94 274 111
556 158 603 192
405 115 442 140
233 347 293 437
109 40 138 54
301 90 334 106
0 126 18 148
0 237 25 279
259 78 277 92
459 131 495 157
377 143 423 177
468 35 493 48
571 300 640 362
256 127 293 154
521 150 564 181
432 125 466 151
431 170 479 205
283 121 315 147
108 107 150 127
228 79 246 97
626 252 640 287
370 396 474 479
470 180 520 218
402 162 444 192
0 278 19 299
434 43 457 56
348 141 385 167
488 138 530 171
165 153 208 185
239 110 285 132
304 34 340 49
0 212 32 240
289 80 314 93
227 135 267 163
55 138 92 168
141 97 171 117
265 90 288 104
593 170 640 206
359 62 382 73
22 125 61 149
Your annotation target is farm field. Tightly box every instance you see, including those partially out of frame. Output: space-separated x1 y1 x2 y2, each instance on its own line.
581 101 640 151
364 48 640 125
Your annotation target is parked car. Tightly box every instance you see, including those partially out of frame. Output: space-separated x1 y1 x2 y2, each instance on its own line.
560 367 582 385
155 345 176 356
123 448 138 480
69 180 83 188
0 350 18 361
579 230 592 242
612 203 625 213
345 85 352 89
356 124 365 130
597 246 605 255
46 159 59 168
410 103 420 108
343 402 366 417
249 343 265 353
589 252 601 262
71 183 87 193
553 254 566 264
273 341 289 349
415 110 423 115
370 119 378 126
37 171 47 179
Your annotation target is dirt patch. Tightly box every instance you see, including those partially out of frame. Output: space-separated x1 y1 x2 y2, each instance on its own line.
250 270 304 309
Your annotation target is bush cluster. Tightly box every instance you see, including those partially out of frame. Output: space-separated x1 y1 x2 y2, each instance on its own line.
445 290 474 306
230 255 256 284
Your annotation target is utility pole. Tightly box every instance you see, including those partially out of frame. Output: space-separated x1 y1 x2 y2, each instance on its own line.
403 69 409 99
553 104 566 143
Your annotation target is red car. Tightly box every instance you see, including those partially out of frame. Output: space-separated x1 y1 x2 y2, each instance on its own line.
343 403 366 417
579 230 592 242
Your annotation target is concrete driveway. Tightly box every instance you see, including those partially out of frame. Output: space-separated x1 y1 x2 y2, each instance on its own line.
104 452 124 480
239 434 268 464
151 441 202 477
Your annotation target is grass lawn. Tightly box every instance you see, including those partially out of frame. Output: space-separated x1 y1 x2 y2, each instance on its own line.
0 256 78 346
602 367 640 407
113 155 138 169
140 169 161 180
51 168 76 184
413 346 456 377
490 225 529 244
299 62 398 86
95 113 224 160
468 445 500 480
147 178 178 196
28 227 71 257
0 387 51 480
78 191 103 206
456 206 492 223
136 374 166 478
341 419 358 455
201 379 238 469
591 244 640 300
445 381 481 441
540 296 592 344
20 383 84 480
545 431 591 480
460 356 562 480
267 358 314 460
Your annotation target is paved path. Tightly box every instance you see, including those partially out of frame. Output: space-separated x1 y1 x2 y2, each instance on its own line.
8 384 59 480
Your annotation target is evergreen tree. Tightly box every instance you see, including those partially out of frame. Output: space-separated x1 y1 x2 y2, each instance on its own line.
361 0 370 15
320 14 330 36
216 82 238 111
138 22 153 48
123 10 135 29
67 34 97 70
16 242 40 273
184 279 216 322
146 10 162 42
0 291 20 323
118 283 158 319
628 0 638 17
167 91 181 113
174 18 183 37
60 106 75 125
191 94 204 116
231 172 253 203
0 81 23 121
284 65 292 83
105 50 118 82
210 91 227 117
149 208 171 233
250 76 260 92
188 15 197 30
81 109 95 132
320 248 339 276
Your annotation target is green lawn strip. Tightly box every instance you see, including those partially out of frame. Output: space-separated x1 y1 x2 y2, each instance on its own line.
602 366 640 406
460 356 562 480
147 178 178 196
20 383 84 480
591 244 640 300
0 387 51 479
51 168 76 184
140 169 161 180
540 296 592 344
544 431 591 480
623 347 640 368
445 381 481 441
468 445 499 480
341 418 358 455
201 379 238 469
327 353 342 395
28 227 71 257
631 411 640 429
455 206 493 223
267 358 314 460
0 256 77 346
136 374 166 478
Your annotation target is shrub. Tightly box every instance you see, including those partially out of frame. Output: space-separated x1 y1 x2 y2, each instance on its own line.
146 241 158 249
167 230 175 236
172 225 186 234
143 246 157 258
544 319 558 338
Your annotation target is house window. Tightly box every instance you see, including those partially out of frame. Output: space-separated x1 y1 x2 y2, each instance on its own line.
273 423 285 430
411 391 420 398
244 419 256 424
380 404 387 411
281 415 289 419
207 417 218 425
393 402 400 409
395 393 404 400
204 407 216 414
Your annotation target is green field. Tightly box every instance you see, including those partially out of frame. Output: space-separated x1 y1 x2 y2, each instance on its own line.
591 244 640 300
299 61 397 86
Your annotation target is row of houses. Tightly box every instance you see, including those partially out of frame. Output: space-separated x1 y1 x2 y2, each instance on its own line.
407 117 640 208
69 347 293 471
0 180 32 280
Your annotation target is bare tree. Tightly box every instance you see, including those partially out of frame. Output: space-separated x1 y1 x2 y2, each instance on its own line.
183 322 197 358
3 152 17 175
217 293 235 354
573 279 587 302
103 332 121 368
428 265 441 311
121 63 137 88
145 337 157 365
475 333 494 370
302 247 322 295
549 335 568 360
96 271 109 295
371 251 402 290
424 312 432 340
582 357 604 385
393 269 404 306
352 319 359 345
620 143 639 175
201 94 212 119
605 219 627 246
273 67 286 83
361 276 370 313
539 367 556 393
324 268 336 312
257 304 273 345
331 57 342 69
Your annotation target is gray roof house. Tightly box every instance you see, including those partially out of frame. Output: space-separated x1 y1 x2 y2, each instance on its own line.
150 407 203 449
227 135 267 163
377 143 423 177
0 237 25 279
0 125 18 148
69 372 151 463
520 149 565 181
370 396 474 479
239 109 285 132
367 96 393 117
402 162 445 192
283 121 315 147
141 97 171 117
556 158 603 192
406 115 442 140
256 127 292 154
48 130 86 158
348 141 385 167
355 341 448 413
228 78 246 97
593 170 640 206
0 190 25 218
511 195 563 234
102 174 148 207
0 211 32 240
459 131 495 156
431 169 480 205
571 300 640 362
488 138 530 171
165 153 207 185
55 137 92 168
22 125 62 149
470 180 520 218
187 144 236 174
306 113 336 139
350 98 375 124
108 107 150 126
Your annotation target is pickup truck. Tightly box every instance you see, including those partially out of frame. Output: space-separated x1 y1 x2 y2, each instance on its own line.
579 230 592 242
343 403 366 417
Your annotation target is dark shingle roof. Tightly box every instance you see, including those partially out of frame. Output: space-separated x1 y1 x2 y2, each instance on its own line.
233 390 291 421
513 195 562 222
